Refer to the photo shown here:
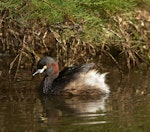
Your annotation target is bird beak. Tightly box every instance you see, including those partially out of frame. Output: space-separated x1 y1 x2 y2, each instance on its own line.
32 65 47 76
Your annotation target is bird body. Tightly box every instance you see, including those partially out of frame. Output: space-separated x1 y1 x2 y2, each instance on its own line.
33 56 110 96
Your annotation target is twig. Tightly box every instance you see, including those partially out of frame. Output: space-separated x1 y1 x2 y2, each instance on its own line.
103 50 123 87
9 54 20 74
9 36 26 80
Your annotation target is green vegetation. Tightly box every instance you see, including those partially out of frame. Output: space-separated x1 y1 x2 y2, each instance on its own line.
0 0 137 23
0 0 150 77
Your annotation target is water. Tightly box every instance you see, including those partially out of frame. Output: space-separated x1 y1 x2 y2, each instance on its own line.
0 57 150 132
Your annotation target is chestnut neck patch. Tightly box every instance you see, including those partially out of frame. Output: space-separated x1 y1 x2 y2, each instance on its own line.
50 62 59 75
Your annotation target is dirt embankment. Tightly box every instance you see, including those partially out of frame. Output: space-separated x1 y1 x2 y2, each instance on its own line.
0 7 150 75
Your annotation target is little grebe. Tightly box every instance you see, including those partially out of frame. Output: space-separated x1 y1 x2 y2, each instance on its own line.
33 56 110 95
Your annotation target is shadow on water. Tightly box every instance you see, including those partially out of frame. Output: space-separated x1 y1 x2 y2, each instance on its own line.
0 57 150 132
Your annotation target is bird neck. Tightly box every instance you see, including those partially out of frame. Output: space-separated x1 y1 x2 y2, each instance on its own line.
49 62 59 75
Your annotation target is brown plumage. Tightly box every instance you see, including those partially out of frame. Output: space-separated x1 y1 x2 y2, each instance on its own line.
33 56 110 96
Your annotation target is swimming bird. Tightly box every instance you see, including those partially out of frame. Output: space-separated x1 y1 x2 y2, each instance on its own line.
33 56 110 96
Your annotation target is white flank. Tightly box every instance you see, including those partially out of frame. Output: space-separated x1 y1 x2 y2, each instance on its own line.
84 70 110 93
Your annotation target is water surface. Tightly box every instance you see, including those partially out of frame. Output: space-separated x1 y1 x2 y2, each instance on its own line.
0 57 150 132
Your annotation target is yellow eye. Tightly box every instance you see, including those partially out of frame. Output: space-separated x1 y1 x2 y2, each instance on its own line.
43 65 47 70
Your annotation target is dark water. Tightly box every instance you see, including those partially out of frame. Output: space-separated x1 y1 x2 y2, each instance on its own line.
0 57 150 132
